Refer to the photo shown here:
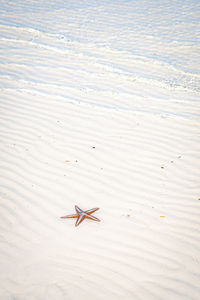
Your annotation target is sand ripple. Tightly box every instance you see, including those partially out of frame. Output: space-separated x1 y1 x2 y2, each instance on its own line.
0 1 200 299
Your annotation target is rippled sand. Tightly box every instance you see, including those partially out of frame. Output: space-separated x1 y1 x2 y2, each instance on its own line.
0 1 200 299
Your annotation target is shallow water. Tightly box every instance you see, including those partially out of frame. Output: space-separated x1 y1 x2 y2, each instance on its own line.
0 1 200 299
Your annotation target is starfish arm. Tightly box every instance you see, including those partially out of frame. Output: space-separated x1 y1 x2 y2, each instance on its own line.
75 214 85 226
85 208 99 215
60 214 78 219
75 205 83 214
86 214 100 222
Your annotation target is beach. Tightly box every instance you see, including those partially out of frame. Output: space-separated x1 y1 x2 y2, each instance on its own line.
0 1 200 299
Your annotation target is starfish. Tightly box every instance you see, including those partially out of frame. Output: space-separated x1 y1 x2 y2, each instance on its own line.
61 205 100 226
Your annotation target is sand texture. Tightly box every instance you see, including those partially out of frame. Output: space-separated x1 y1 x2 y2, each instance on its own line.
0 1 200 299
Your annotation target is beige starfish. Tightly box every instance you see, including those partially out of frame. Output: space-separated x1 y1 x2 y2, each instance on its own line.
61 205 100 226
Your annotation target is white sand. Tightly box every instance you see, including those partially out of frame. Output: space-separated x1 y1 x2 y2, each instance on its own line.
0 1 200 299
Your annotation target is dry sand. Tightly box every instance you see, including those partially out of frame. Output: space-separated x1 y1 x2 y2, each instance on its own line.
0 1 200 299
